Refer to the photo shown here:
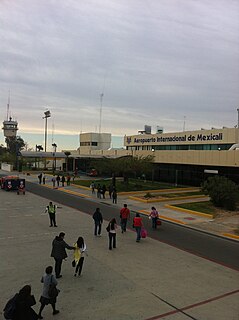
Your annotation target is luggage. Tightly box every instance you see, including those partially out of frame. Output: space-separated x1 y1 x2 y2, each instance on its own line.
141 228 147 238
157 219 162 226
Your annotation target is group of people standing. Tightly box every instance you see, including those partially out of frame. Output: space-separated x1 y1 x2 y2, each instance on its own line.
90 182 117 203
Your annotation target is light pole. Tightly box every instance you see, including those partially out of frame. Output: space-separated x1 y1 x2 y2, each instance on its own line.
43 110 51 152
43 110 51 169
52 143 57 173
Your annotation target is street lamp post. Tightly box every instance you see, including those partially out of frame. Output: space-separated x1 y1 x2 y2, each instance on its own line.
42 110 51 169
43 110 51 152
52 143 57 173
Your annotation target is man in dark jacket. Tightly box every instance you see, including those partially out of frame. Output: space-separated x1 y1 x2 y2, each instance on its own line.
93 208 103 236
51 232 74 278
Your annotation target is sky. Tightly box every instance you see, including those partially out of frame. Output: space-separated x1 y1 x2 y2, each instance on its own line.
0 0 239 151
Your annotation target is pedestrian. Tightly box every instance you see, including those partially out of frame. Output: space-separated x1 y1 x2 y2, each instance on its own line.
42 173 46 185
38 266 60 319
90 181 96 194
38 173 42 184
52 176 56 188
97 184 101 199
61 175 65 187
112 188 117 204
73 237 87 277
108 184 113 199
149 206 159 229
120 204 130 233
66 174 71 186
56 175 60 187
45 201 58 227
133 213 143 242
8 285 38 320
106 218 117 250
50 232 75 278
93 207 103 236
101 185 106 199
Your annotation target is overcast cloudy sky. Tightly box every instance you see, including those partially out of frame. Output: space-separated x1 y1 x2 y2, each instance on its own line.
0 0 239 150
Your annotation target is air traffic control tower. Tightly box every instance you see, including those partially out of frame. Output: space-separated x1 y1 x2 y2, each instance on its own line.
2 116 18 139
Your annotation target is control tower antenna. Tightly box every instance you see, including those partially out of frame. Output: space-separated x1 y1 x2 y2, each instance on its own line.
6 90 10 120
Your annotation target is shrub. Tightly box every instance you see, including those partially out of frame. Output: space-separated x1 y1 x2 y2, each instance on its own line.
202 176 239 211
144 192 155 198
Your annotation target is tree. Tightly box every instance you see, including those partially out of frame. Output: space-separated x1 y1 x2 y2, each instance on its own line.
91 155 154 184
202 176 239 211
5 136 26 154
64 151 71 172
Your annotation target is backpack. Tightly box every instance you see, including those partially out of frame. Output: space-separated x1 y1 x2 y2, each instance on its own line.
3 294 18 319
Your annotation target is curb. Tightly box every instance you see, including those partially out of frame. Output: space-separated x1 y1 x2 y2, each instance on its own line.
165 204 214 219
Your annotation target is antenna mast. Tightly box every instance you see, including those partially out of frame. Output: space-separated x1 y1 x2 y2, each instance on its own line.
7 91 10 120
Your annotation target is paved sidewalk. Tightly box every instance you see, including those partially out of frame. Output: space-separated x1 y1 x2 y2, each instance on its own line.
0 187 238 320
17 171 239 241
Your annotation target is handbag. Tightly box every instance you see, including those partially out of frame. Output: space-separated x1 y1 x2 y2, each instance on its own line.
48 276 59 298
156 219 162 226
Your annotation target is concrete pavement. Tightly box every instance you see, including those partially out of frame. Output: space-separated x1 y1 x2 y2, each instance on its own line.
0 186 238 320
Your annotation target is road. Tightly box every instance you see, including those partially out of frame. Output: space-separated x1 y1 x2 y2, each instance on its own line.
26 181 239 271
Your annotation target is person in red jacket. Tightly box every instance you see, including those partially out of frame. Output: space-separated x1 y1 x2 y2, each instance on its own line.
120 204 130 233
133 213 143 242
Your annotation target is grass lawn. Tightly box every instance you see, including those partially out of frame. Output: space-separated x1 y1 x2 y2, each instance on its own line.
73 178 179 192
174 201 216 215
163 191 204 198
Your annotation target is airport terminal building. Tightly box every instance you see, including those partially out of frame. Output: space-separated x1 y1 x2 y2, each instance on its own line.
124 127 239 185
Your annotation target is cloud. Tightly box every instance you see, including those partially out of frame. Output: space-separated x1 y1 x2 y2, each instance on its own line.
0 0 238 148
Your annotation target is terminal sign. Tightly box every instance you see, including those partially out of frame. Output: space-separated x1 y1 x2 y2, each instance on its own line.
128 133 223 145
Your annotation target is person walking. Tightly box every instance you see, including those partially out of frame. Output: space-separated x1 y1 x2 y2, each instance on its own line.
112 188 117 204
45 201 58 227
120 204 130 233
133 213 143 242
90 181 96 194
51 232 75 278
56 175 60 187
149 206 159 229
73 237 87 277
61 175 65 187
66 174 71 186
38 173 42 184
52 176 56 188
93 208 103 236
97 184 101 199
101 185 106 199
108 184 113 199
106 218 117 250
42 173 46 185
38 266 60 319
8 285 38 320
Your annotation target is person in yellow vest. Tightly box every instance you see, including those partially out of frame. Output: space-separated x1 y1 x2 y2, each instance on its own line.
45 202 58 227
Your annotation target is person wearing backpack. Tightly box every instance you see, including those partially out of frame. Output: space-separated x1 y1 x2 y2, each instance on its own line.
4 285 38 320
106 218 117 250
38 266 59 319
